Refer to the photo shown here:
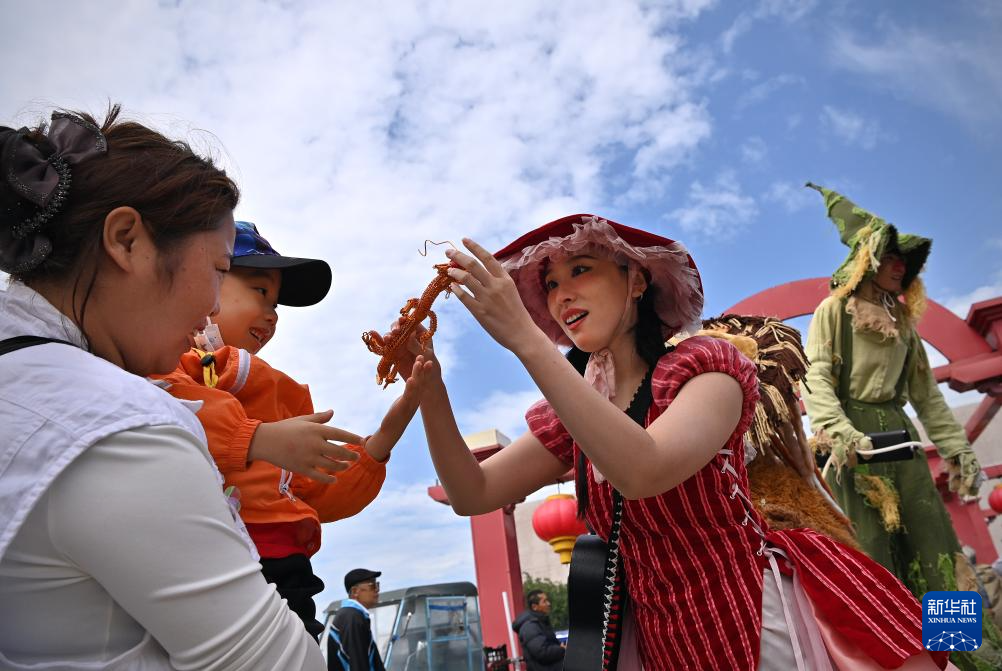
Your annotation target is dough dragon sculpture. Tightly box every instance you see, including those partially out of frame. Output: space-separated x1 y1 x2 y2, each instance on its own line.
362 261 454 388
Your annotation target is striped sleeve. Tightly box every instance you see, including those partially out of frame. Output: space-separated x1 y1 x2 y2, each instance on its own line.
652 336 760 439
525 398 575 466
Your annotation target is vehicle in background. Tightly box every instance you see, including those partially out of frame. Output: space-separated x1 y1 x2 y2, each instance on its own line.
323 581 486 670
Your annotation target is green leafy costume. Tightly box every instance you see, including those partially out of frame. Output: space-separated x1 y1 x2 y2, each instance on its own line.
802 183 983 596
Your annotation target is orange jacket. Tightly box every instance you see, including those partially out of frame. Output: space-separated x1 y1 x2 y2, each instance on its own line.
156 346 385 557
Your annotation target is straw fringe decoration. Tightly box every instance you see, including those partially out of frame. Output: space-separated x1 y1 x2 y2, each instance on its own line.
700 315 810 463
698 314 857 545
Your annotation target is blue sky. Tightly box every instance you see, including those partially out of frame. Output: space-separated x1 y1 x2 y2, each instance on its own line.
3 0 1000 611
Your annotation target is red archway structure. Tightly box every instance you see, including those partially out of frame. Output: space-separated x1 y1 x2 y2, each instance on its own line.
728 278 1002 562
429 280 1002 659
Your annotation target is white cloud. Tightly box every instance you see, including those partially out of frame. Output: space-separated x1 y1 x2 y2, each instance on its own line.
763 180 815 212
757 0 817 22
828 17 1002 134
1 1 728 594
457 388 542 440
938 271 1002 318
0 1 720 434
819 106 885 150
668 172 758 240
734 74 802 112
311 483 475 612
721 14 755 54
640 0 718 22
740 136 768 164
721 0 818 53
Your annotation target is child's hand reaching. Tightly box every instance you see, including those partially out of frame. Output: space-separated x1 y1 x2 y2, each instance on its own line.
384 319 441 383
248 410 363 483
364 355 433 462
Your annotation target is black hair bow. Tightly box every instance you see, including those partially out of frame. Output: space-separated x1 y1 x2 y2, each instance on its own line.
0 112 107 274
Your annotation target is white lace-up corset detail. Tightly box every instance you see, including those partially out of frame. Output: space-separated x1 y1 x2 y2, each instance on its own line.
720 448 768 556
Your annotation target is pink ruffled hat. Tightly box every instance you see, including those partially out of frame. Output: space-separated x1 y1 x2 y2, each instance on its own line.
494 214 704 348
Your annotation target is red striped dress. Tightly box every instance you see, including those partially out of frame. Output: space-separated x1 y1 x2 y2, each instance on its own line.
526 336 944 670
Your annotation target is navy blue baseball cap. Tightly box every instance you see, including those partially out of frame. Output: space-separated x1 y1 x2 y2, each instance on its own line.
344 568 381 593
232 221 332 307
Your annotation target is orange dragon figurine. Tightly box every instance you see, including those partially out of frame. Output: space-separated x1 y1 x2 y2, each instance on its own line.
362 262 454 387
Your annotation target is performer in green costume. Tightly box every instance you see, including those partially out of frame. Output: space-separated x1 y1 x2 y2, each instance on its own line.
802 183 985 597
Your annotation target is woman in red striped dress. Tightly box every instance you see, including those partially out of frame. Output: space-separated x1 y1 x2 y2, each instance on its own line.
395 214 946 670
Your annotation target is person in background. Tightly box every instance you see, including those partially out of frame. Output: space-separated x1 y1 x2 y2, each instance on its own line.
329 568 386 671
512 589 565 671
802 183 998 670
801 183 984 594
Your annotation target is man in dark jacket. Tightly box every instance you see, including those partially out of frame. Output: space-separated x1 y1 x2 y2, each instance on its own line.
512 590 565 671
328 568 385 671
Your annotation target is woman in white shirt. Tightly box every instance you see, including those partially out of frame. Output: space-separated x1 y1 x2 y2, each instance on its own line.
0 106 326 670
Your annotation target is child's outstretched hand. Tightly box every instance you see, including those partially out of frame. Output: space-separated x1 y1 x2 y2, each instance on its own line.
385 318 441 383
248 410 363 483
364 355 433 462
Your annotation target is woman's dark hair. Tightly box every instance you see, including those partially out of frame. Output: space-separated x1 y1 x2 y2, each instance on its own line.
565 346 589 374
3 104 239 337
634 283 669 368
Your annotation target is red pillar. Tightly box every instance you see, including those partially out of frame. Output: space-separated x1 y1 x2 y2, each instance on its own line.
471 506 524 658
427 437 530 663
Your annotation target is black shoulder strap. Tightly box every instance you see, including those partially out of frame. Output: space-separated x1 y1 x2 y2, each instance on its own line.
574 348 664 516
567 362 658 671
624 367 655 426
0 335 76 356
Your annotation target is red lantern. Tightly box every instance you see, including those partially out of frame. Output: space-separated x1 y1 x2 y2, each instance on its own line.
989 485 1002 514
531 493 588 564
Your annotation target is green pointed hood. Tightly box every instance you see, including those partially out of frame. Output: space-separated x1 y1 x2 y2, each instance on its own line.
806 182 931 294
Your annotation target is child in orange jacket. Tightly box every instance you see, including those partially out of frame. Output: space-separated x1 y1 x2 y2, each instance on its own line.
157 221 427 638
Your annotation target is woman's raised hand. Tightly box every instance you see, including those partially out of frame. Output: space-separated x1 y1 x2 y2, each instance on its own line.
445 238 544 355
